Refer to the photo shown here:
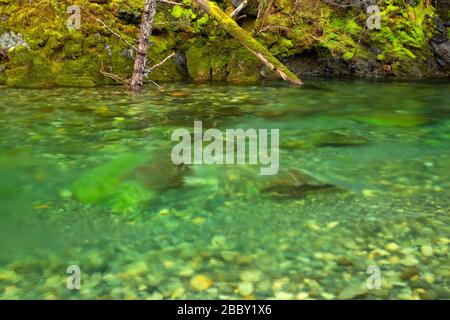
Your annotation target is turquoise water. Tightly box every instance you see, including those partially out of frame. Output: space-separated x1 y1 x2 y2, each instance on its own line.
0 79 449 299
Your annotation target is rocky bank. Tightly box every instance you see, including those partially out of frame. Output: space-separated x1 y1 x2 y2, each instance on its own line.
0 0 449 88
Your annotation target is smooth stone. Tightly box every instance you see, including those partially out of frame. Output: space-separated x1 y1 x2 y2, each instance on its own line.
400 256 419 267
420 289 439 300
190 275 213 291
336 256 354 267
420 245 434 257
422 273 435 284
385 242 400 252
238 282 254 296
352 112 433 128
274 292 294 300
312 132 369 147
123 261 149 278
400 266 419 280
240 270 262 282
338 283 368 300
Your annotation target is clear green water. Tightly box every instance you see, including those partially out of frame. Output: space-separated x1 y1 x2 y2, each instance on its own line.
0 79 449 300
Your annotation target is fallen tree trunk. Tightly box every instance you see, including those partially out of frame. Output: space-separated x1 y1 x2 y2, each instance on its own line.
130 0 157 92
193 0 302 85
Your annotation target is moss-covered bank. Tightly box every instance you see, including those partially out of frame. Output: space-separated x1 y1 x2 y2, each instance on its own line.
0 0 448 88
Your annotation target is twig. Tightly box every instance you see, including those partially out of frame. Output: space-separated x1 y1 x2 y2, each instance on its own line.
322 0 355 8
148 79 162 89
92 16 138 51
230 0 248 19
100 64 130 84
145 51 176 74
258 25 292 34
351 24 367 59
257 0 273 33
161 0 188 6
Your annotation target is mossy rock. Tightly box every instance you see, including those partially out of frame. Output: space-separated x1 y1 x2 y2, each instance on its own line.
227 47 262 83
147 52 184 82
72 154 147 205
311 132 369 147
0 67 6 85
186 45 211 81
280 139 312 150
55 74 96 88
107 181 155 215
5 46 54 88
352 112 434 127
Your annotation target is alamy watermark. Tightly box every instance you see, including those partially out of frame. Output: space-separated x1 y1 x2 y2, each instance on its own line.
171 121 279 176
67 5 81 31
366 265 382 289
66 265 81 290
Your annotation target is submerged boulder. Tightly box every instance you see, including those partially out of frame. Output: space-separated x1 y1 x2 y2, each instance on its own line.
351 112 434 128
72 150 190 214
258 168 338 199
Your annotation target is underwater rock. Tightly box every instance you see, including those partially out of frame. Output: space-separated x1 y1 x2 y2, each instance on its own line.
258 168 338 199
120 261 149 279
400 266 419 280
311 132 369 147
336 256 354 267
280 139 310 150
133 154 190 192
190 275 213 291
337 283 368 300
238 282 254 296
72 148 192 214
72 154 147 205
420 245 434 257
351 112 434 128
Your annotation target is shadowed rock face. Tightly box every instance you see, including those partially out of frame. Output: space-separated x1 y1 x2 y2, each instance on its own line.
431 40 450 70
0 48 8 62
117 10 141 25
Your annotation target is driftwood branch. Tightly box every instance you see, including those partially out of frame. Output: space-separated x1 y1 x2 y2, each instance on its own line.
130 0 158 92
192 0 302 85
230 0 248 19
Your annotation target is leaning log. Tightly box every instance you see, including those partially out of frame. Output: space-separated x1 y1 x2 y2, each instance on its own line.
130 0 157 92
193 0 302 85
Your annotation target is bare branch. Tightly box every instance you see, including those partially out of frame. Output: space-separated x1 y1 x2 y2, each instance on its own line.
230 0 248 19
145 51 176 74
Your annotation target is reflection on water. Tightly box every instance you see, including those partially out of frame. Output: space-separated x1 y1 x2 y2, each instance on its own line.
0 79 449 299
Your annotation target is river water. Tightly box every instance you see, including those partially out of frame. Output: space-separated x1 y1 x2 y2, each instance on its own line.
0 79 448 299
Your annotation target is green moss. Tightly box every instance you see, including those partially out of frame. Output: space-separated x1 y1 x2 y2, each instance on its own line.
370 0 435 61
55 74 96 87
227 47 261 83
0 73 6 85
5 46 54 88
0 0 443 86
319 11 365 58
209 50 228 81
186 45 211 81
